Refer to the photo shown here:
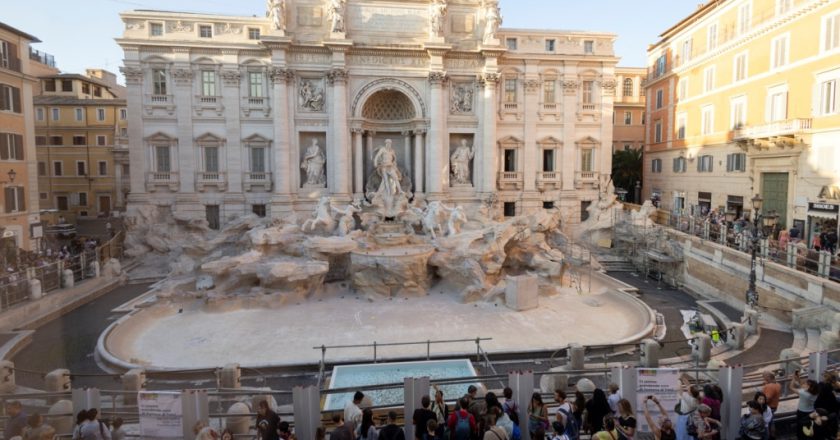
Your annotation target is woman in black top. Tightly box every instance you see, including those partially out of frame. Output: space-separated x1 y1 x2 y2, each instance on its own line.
615 399 637 440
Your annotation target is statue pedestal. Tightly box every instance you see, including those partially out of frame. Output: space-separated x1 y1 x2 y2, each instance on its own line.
482 38 502 48
302 183 326 190
330 31 347 40
267 29 286 37
451 183 473 189
427 36 446 45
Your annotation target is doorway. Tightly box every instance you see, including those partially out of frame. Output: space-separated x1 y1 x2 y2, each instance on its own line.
98 195 111 216
761 172 789 229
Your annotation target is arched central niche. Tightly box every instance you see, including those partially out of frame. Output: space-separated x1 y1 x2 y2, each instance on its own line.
361 90 417 121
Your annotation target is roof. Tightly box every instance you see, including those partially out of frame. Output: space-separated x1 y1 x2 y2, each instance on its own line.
0 21 40 43
33 96 126 106
39 73 114 89
659 0 726 40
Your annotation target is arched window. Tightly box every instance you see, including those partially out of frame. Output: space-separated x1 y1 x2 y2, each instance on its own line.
623 78 634 97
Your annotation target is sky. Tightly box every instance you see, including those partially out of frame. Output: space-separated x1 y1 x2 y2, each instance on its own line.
4 0 700 82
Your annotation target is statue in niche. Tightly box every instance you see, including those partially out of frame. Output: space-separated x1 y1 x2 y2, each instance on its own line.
328 0 346 33
483 0 502 44
451 84 474 114
373 139 403 198
450 139 475 185
430 0 448 39
267 0 286 32
366 139 413 219
299 80 325 112
301 138 326 186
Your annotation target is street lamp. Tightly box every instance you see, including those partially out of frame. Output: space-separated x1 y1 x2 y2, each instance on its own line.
746 195 778 310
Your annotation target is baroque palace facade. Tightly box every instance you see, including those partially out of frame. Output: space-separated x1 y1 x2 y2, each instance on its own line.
118 0 618 228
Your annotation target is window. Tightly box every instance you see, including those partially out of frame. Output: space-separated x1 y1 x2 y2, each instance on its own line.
49 136 62 146
543 202 554 209
681 39 693 64
96 135 107 146
76 192 87 206
56 196 68 210
584 40 594 54
0 84 21 113
252 204 267 217
0 41 10 70
623 78 633 97
654 120 662 143
503 202 516 217
44 80 55 92
655 89 663 109
819 79 837 115
155 146 171 172
730 96 747 129
3 187 24 213
655 54 667 77
726 153 747 172
120 108 127 120
53 161 63 176
624 111 632 125
97 108 106 121
38 162 46 176
703 66 715 93
582 81 594 104
250 147 266 173
642 112 646 124
72 135 86 146
506 38 517 50
50 108 59 120
542 149 554 172
504 79 517 103
707 23 718 50
98 161 107 176
35 136 46 146
82 83 90 95
206 205 220 230
76 161 87 176
249 72 264 98
93 86 102 97
61 79 73 92
580 149 594 172
36 108 44 121
199 25 213 38
676 113 687 139
673 157 687 173
701 105 714 135
651 159 662 173
771 34 789 69
203 146 219 172
545 39 555 52
39 193 47 200
677 78 688 100
738 3 751 35
152 69 167 95
0 133 24 160
581 201 591 221
697 155 714 172
824 12 840 52
74 108 83 121
776 0 792 15
248 28 261 40
733 52 748 82
201 70 216 96
503 149 516 172
150 22 164 36
767 86 788 121
543 80 555 103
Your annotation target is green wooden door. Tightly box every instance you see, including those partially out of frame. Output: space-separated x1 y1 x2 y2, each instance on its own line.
761 172 789 229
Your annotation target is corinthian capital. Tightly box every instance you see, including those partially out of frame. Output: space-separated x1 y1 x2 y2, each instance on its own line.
327 68 349 84
269 67 294 84
428 71 448 85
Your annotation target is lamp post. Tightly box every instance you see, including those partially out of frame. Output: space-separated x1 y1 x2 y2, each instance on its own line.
746 194 779 310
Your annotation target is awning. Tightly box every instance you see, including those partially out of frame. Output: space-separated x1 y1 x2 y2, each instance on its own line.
807 211 838 220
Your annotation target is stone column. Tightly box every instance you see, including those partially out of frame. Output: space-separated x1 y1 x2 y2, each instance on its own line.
221 65 243 194
328 69 351 198
428 72 447 197
119 66 147 199
523 76 540 194
270 68 293 197
352 128 364 194
172 65 195 193
414 129 425 194
403 131 412 178
114 159 124 208
561 76 579 192
481 73 499 193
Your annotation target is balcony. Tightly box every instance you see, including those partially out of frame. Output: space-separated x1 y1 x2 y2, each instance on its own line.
497 171 523 190
734 118 812 141
244 171 272 192
194 95 224 117
575 171 599 189
145 171 179 192
580 103 597 112
0 56 21 73
241 96 271 118
195 171 227 192
29 49 56 68
144 94 175 116
536 171 561 191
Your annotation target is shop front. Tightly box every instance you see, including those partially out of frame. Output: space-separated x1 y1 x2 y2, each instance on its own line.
727 195 744 220
698 192 712 216
806 202 839 249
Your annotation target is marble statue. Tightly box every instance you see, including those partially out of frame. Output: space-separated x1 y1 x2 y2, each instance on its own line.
451 84 473 114
303 196 336 232
430 0 448 39
483 1 502 44
446 205 468 236
301 139 326 186
418 201 448 240
328 0 346 34
267 0 286 32
367 139 411 219
450 139 475 185
332 200 361 236
373 139 403 198
299 80 324 112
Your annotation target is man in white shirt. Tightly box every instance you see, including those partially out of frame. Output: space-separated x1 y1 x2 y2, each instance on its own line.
608 383 622 415
344 391 364 430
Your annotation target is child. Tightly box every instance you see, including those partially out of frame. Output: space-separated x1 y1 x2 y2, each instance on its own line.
551 421 570 440
111 417 126 440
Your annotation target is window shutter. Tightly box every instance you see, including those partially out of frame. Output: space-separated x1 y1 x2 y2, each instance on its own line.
0 134 7 160
13 134 23 160
16 187 24 211
11 87 20 113
708 156 714 172
0 86 7 111
8 42 19 70
726 154 732 172
4 188 13 213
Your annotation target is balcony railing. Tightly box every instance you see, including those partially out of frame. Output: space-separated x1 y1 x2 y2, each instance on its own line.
145 171 179 192
244 171 273 191
577 171 598 180
536 171 561 190
580 103 596 112
241 96 271 117
503 103 518 111
196 171 227 191
0 56 21 73
148 95 170 104
29 49 56 67
198 96 218 104
497 171 523 190
733 118 812 140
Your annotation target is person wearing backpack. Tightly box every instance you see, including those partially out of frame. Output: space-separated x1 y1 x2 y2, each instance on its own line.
554 390 579 440
483 413 508 440
448 397 476 440
738 401 767 440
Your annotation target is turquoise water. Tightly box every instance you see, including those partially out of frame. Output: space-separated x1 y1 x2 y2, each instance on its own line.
324 360 479 411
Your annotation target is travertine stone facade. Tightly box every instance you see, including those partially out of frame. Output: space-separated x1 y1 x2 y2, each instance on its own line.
117 0 618 228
